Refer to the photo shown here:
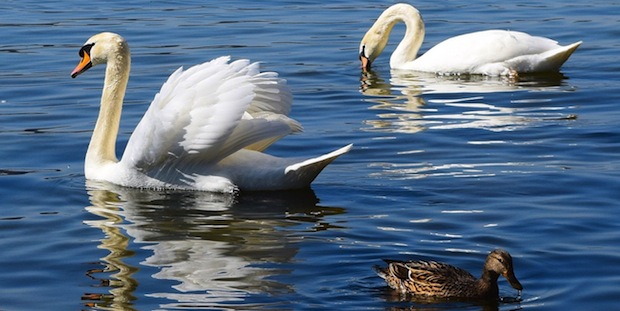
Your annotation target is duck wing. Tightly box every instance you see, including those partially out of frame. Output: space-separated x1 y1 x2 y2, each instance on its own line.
380 260 477 296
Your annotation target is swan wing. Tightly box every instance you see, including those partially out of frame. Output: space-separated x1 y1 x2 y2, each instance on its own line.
242 69 300 151
220 112 302 155
120 56 297 171
246 71 293 116
412 30 567 74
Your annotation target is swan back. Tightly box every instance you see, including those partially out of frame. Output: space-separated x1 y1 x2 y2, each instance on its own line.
411 30 576 74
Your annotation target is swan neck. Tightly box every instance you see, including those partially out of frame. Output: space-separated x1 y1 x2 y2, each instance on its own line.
390 8 425 68
85 47 130 173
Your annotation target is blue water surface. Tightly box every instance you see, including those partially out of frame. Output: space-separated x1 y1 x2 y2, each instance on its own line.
1 0 619 310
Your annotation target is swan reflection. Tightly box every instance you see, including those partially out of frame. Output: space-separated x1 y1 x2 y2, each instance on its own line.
360 70 577 181
360 69 575 133
82 181 345 310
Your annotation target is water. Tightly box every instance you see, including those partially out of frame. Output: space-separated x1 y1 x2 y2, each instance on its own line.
1 0 619 310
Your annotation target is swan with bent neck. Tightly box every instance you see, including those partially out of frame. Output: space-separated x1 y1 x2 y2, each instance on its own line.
71 32 351 193
359 3 582 75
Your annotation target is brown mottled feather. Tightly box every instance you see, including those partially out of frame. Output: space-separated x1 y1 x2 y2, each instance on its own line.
374 249 522 300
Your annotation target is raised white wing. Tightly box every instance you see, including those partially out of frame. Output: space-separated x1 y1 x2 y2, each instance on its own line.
120 56 299 171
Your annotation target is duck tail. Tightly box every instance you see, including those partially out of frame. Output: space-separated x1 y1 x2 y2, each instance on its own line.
373 264 389 280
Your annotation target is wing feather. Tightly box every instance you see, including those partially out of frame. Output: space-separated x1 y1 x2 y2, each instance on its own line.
121 56 296 172
247 72 293 116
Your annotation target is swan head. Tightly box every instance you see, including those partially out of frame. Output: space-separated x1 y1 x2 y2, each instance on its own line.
359 24 391 71
359 3 424 71
71 32 129 78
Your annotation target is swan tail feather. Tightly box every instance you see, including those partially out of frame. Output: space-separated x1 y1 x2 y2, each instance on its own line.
541 41 582 71
284 144 353 186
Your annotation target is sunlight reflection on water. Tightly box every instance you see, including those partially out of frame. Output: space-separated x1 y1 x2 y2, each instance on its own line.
360 68 579 181
2 1 620 310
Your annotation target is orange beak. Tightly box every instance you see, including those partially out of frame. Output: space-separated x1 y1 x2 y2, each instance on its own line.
360 55 370 72
71 50 92 78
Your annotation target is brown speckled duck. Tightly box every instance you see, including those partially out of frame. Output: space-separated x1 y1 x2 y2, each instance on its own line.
374 249 523 300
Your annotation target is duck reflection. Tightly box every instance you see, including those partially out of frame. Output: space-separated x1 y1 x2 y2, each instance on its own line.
380 297 522 311
82 181 345 310
378 288 521 311
360 69 574 134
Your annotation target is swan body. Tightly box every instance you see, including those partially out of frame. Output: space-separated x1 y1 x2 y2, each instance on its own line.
71 32 351 193
374 249 523 300
359 3 581 75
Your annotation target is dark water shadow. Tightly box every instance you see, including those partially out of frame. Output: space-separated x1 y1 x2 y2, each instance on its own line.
81 181 346 310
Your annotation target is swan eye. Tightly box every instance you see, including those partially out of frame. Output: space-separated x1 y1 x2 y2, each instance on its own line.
79 43 95 58
359 45 366 59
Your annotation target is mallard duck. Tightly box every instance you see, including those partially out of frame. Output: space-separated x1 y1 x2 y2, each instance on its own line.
374 249 522 300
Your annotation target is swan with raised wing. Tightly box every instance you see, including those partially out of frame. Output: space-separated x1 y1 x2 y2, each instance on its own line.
71 32 351 193
359 3 581 75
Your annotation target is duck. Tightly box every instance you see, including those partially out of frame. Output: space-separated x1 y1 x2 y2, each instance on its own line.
359 3 582 76
374 249 523 300
71 32 352 193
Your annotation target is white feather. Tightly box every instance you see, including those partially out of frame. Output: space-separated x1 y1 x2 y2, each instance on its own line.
74 33 351 192
360 3 581 75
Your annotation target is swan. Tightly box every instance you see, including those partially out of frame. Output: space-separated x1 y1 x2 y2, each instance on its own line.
359 3 582 75
71 32 352 193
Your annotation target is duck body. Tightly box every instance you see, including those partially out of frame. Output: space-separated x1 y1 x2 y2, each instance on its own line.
374 249 523 300
359 3 581 75
72 32 351 193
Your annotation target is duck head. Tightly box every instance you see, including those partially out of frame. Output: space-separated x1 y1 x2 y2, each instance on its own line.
485 249 523 291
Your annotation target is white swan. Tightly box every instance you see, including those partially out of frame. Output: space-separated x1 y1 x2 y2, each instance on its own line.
359 3 582 75
71 32 351 193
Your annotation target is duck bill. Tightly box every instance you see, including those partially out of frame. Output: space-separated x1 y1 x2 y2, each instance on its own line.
504 270 523 290
71 52 93 78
